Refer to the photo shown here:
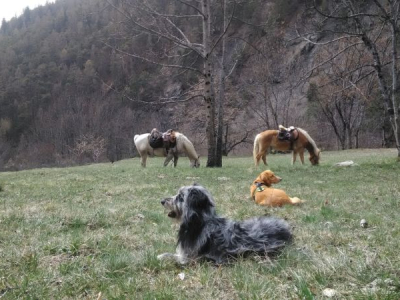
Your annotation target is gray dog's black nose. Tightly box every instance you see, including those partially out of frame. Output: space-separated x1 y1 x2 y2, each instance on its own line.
161 199 166 205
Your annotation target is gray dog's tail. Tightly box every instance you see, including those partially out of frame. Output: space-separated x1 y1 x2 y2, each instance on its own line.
241 217 292 253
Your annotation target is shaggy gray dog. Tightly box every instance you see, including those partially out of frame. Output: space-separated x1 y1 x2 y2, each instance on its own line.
157 184 292 264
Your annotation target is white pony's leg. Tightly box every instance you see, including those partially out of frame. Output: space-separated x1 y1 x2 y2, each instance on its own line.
166 148 178 167
292 151 297 165
173 154 179 167
140 153 147 168
164 152 174 167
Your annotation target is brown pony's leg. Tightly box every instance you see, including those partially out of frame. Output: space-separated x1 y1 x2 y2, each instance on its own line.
299 150 305 164
256 145 269 166
255 152 268 166
262 153 267 165
255 153 260 166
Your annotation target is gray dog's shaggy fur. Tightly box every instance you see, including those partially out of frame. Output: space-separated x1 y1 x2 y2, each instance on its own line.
157 184 292 264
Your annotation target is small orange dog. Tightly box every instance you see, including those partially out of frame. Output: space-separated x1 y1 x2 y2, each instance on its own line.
250 170 304 207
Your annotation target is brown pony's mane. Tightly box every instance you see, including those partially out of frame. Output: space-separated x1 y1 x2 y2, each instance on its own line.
296 128 320 163
297 128 318 154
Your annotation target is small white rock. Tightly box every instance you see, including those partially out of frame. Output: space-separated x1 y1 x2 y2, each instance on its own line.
324 221 333 228
322 288 337 297
360 219 368 228
384 278 394 285
178 272 185 280
334 160 358 167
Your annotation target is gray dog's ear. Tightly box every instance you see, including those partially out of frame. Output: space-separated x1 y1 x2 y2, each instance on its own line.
179 186 214 248
181 186 214 232
186 186 214 210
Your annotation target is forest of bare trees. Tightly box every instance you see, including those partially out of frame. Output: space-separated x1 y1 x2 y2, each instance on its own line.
299 0 400 156
0 0 398 170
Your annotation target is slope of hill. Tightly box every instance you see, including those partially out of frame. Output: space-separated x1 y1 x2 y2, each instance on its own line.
0 0 388 170
0 150 399 298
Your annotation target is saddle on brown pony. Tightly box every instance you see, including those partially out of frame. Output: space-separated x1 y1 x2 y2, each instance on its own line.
277 125 298 142
149 128 177 153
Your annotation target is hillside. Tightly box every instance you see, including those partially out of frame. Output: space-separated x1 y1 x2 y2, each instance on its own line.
0 150 399 298
0 0 392 170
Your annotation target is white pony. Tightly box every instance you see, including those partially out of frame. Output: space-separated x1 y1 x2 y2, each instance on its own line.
134 132 200 168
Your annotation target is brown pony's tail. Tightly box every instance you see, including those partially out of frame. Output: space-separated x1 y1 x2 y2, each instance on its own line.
253 134 260 166
289 197 305 205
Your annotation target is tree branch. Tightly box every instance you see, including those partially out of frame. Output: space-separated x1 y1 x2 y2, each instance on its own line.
312 0 382 19
102 41 202 74
210 2 236 55
99 76 204 105
106 0 205 58
174 0 205 17
296 41 364 86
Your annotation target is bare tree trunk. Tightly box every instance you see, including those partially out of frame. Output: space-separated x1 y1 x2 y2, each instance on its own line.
355 130 359 149
354 0 400 159
389 3 400 159
347 127 353 149
204 58 217 167
341 128 346 150
222 124 229 156
202 0 217 167
215 65 225 167
215 0 227 168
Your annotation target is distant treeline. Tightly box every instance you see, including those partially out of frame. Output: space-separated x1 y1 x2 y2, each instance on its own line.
0 0 393 170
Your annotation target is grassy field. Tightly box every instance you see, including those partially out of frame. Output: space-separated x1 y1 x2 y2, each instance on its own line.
0 149 399 299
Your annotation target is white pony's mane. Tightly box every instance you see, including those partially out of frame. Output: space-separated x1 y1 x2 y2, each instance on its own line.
296 128 319 153
175 132 199 161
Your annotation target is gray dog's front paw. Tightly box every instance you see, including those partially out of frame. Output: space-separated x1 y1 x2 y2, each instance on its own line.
157 253 171 260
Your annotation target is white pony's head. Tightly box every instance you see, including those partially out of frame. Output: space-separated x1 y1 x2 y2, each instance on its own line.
175 133 200 168
190 156 200 168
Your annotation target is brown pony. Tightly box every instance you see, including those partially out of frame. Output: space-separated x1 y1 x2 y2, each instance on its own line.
253 127 320 166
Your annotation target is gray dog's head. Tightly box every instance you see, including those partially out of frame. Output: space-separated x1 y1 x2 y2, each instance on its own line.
160 184 215 222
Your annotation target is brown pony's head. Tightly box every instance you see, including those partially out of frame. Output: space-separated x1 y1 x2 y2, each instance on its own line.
309 149 320 165
295 127 320 166
255 170 282 187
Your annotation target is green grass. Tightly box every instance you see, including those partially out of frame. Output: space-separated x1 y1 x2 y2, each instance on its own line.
0 149 399 299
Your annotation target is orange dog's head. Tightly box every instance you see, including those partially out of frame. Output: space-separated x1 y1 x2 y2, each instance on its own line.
254 170 282 187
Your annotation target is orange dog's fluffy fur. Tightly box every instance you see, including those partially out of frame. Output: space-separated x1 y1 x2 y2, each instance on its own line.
250 170 304 207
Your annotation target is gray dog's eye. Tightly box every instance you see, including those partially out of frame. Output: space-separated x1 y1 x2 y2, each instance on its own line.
177 194 184 202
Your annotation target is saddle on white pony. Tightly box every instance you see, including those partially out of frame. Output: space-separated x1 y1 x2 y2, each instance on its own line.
134 131 200 168
149 128 177 153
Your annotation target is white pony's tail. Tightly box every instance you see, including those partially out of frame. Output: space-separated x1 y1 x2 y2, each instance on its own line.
134 134 139 143
253 134 260 166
